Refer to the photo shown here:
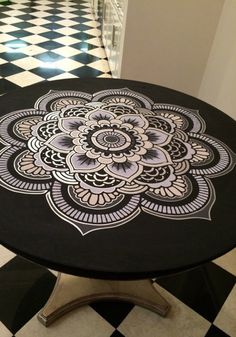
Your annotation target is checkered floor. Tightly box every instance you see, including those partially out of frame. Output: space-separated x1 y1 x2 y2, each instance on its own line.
0 0 111 94
0 245 236 337
0 1 236 337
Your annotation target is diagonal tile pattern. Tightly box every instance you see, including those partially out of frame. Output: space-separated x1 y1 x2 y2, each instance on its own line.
0 0 111 94
0 1 236 337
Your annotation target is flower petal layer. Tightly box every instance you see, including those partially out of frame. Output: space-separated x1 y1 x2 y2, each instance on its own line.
105 161 143 182
46 134 74 153
145 128 172 146
140 147 173 167
59 117 86 133
118 114 149 129
86 108 116 121
67 152 104 173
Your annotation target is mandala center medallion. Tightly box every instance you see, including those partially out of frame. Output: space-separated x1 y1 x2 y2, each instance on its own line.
91 129 130 151
0 87 235 235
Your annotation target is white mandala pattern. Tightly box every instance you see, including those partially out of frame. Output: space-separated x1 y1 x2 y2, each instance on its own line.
0 88 235 235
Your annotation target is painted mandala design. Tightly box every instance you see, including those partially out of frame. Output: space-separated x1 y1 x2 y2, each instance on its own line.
0 88 235 235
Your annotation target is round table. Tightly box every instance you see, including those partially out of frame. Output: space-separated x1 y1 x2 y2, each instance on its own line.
0 78 235 325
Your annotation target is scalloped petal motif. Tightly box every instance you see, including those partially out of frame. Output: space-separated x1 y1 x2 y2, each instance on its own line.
0 89 235 235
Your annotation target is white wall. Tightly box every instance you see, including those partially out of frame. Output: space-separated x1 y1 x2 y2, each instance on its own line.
198 0 236 120
120 0 224 97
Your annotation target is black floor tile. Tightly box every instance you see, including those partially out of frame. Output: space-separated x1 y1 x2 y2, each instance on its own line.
0 4 11 10
16 14 37 21
71 32 95 41
71 10 88 17
0 52 26 62
40 31 63 40
0 79 20 93
72 17 92 25
31 66 64 79
205 325 230 337
91 301 134 328
43 15 64 23
110 330 126 337
72 41 97 52
44 3 62 9
37 40 64 51
46 9 65 15
0 256 56 334
17 7 38 14
73 23 91 31
13 22 34 29
23 1 38 6
157 262 236 322
35 51 64 62
41 22 64 30
70 65 103 78
4 39 29 50
0 63 23 77
7 30 32 38
71 52 99 64
0 12 8 19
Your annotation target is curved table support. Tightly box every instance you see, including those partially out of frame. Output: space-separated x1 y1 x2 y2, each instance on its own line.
38 273 171 326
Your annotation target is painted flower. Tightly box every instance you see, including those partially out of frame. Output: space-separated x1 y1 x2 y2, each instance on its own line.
0 88 235 235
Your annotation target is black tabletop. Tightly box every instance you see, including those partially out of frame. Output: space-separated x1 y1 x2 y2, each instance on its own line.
0 78 235 280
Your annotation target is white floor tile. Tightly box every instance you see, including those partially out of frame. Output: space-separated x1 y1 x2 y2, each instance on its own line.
0 322 12 337
118 285 211 337
56 27 79 36
48 72 77 81
24 26 50 34
30 11 52 18
53 46 81 57
81 1 91 7
16 306 114 337
89 59 110 72
0 34 15 43
214 284 236 337
21 35 48 44
20 45 47 56
12 57 43 70
31 5 52 11
59 6 77 12
86 37 103 47
3 9 25 17
0 24 20 33
0 17 22 24
87 47 107 58
84 20 100 28
56 19 78 27
7 71 44 87
86 28 101 37
54 58 83 71
7 4 28 10
0 245 16 268
0 58 8 66
80 7 92 13
56 12 77 19
0 45 8 53
214 248 236 277
54 36 79 46
82 14 95 20
98 73 112 78
27 18 50 26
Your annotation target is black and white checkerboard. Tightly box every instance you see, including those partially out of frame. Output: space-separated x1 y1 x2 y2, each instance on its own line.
0 1 236 336
0 0 111 95
0 245 235 337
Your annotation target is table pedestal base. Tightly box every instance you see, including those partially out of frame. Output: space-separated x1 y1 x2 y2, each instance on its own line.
38 273 170 326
